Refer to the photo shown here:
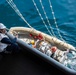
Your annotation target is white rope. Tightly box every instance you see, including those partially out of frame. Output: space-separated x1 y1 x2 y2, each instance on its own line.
32 0 52 35
48 0 65 41
6 0 33 28
39 0 56 37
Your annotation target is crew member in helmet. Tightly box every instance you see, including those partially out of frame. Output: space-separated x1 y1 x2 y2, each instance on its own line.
0 23 20 53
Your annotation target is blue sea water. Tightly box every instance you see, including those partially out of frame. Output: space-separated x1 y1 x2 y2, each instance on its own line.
0 0 76 47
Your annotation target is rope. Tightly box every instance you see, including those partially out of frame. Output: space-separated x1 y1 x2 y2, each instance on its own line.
32 0 52 36
6 0 65 41
6 0 76 50
39 0 56 37
6 0 33 28
48 0 65 41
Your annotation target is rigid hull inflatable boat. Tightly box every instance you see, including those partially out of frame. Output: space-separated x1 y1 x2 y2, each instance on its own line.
8 27 76 75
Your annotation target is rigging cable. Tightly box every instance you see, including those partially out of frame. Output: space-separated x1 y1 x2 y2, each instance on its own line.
7 0 52 35
48 0 65 41
6 0 76 50
6 0 33 28
6 0 65 41
32 0 52 35
39 0 56 37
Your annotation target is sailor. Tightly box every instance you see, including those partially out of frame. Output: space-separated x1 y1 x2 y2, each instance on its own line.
46 49 52 56
39 41 51 53
0 23 20 53
51 46 68 63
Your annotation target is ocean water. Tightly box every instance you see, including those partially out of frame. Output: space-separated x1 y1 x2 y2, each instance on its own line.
0 0 76 47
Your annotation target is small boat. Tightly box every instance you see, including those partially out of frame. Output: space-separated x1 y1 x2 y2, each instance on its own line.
7 27 76 75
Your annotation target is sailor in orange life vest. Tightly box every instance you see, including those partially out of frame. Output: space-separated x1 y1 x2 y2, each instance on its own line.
0 23 20 53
